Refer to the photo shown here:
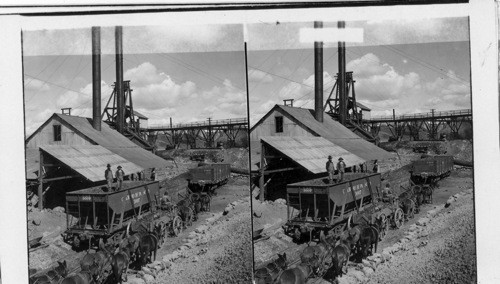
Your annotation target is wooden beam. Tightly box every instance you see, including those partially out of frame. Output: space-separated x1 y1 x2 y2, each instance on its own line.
42 175 79 182
263 167 301 174
259 143 265 201
38 151 44 209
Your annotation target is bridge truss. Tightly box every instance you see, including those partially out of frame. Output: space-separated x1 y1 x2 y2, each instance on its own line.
142 117 248 149
364 109 472 141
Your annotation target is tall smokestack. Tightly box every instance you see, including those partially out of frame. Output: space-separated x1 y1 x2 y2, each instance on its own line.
115 26 124 133
92 26 102 131
338 21 347 125
314 21 324 123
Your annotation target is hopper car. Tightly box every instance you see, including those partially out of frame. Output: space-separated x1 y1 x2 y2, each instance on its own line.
410 155 454 204
283 173 384 242
187 163 231 194
63 180 182 249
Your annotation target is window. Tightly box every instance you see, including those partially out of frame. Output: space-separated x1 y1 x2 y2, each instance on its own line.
53 125 62 141
275 116 283 133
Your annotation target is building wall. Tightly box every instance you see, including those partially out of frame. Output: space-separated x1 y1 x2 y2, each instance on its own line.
250 109 314 144
26 116 94 148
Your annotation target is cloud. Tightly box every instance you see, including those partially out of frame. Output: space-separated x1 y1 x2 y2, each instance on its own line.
277 71 334 101
55 81 113 109
124 62 197 109
248 69 274 83
23 24 243 56
24 78 51 92
334 53 469 116
346 53 423 104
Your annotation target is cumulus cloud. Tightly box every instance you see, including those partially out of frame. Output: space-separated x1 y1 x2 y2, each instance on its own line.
25 78 51 92
347 54 470 116
55 81 113 109
124 62 197 109
248 69 274 83
277 71 334 100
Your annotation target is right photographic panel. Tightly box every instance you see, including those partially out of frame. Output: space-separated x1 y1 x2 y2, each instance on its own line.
248 15 475 283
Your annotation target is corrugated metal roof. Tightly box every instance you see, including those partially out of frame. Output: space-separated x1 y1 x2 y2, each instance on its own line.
277 105 392 161
40 145 144 182
55 114 169 169
261 136 365 174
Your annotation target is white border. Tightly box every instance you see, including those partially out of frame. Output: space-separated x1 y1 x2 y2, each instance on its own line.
470 0 500 282
0 1 498 283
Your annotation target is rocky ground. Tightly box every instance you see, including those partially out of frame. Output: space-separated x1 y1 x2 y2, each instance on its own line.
253 140 476 284
28 148 253 283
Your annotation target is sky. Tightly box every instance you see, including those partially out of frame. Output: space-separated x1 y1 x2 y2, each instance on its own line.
23 24 246 136
23 17 470 135
246 17 471 124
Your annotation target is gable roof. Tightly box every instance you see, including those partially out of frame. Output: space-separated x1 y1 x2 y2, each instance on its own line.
253 104 391 161
28 113 169 169
261 136 365 174
40 145 143 182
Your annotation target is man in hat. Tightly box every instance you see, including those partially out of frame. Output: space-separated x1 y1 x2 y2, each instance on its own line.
326 155 335 183
105 164 114 191
115 165 125 191
337 157 346 183
372 160 379 173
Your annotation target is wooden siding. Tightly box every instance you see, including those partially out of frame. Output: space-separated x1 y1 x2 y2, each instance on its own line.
250 108 314 145
26 116 94 148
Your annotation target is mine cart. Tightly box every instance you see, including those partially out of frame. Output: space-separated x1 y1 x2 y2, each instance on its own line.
410 155 453 185
187 163 231 194
409 155 453 205
63 180 182 248
283 173 382 242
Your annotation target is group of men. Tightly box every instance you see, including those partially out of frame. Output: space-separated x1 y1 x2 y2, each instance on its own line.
105 164 125 191
325 156 379 183
105 164 158 191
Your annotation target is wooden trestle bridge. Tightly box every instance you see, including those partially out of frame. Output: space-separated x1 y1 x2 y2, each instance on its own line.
143 117 248 149
363 109 471 141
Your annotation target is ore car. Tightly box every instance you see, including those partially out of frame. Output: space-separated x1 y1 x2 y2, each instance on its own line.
63 180 182 248
187 163 231 194
410 155 454 183
410 155 454 204
283 173 383 242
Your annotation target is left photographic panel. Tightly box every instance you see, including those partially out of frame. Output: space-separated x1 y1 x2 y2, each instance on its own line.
24 21 252 283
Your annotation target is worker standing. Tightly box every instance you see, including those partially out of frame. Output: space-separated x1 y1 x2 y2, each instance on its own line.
373 160 379 173
105 164 114 191
116 165 125 191
337 157 346 183
150 167 156 181
326 156 335 183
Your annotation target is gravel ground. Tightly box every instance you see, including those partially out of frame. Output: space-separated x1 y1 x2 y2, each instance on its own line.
366 188 476 284
151 196 253 284
253 140 475 284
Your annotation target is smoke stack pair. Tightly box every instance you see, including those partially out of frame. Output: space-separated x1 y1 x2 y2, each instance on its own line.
91 26 124 133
